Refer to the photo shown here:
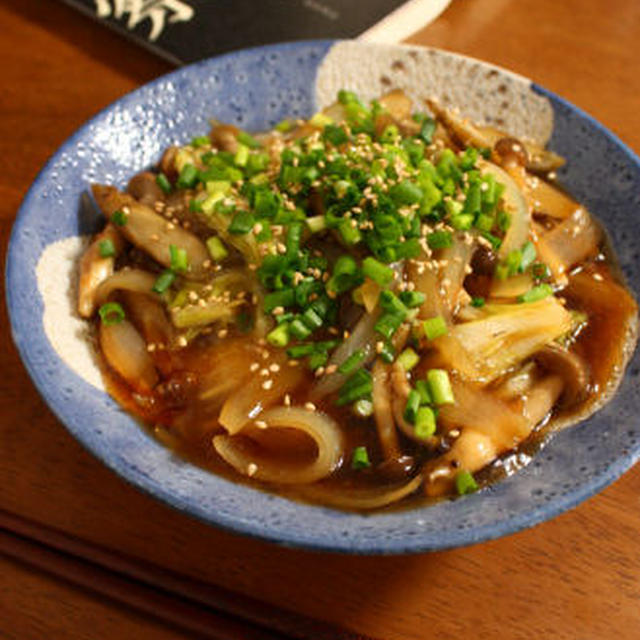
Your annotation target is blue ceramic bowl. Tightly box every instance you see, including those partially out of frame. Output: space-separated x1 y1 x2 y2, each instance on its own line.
6 41 640 553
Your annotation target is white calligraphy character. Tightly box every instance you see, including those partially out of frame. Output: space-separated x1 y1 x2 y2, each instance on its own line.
94 0 195 41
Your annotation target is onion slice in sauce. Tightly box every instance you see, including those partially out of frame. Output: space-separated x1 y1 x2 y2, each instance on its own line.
213 406 343 484
99 319 158 393
78 224 125 318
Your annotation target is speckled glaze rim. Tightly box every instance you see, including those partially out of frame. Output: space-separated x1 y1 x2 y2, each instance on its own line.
6 40 640 554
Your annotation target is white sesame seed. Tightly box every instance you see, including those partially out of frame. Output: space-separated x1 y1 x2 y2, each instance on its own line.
304 402 316 411
250 362 260 372
247 463 258 477
262 379 274 390
284 394 291 406
255 420 268 430
176 336 188 347
269 363 280 373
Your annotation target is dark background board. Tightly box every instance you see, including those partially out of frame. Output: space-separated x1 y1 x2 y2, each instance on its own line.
59 0 408 64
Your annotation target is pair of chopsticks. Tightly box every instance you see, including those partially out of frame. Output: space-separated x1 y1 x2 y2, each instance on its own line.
0 509 368 640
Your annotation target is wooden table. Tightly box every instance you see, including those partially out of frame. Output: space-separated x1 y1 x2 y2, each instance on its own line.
2 0 639 638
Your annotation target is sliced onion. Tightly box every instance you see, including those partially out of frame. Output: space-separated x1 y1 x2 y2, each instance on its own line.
219 351 307 434
95 269 159 307
521 374 563 426
121 291 173 347
99 320 158 393
438 379 530 449
213 406 343 484
371 360 401 460
439 232 475 314
478 160 530 260
77 224 125 318
390 362 427 444
489 273 533 299
407 259 448 320
526 177 581 220
534 208 601 283
298 475 423 510
311 309 379 400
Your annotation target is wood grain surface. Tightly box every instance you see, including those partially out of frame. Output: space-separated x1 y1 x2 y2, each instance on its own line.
1 0 640 638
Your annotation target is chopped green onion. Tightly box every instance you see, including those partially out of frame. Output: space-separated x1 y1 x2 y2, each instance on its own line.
404 389 421 423
475 213 494 232
532 262 552 281
189 198 204 212
455 470 479 495
308 351 328 370
396 348 419 372
191 135 210 148
450 214 474 231
414 406 436 439
426 231 453 250
378 290 408 317
307 215 327 233
98 302 125 325
337 369 373 406
338 349 365 375
176 163 198 189
111 210 128 226
301 307 324 331
228 210 255 234
374 312 404 340
389 180 423 206
323 124 349 146
152 270 176 294
169 245 188 273
155 172 172 194
470 297 485 308
234 143 250 167
353 398 374 418
206 180 231 195
481 230 502 251
427 369 455 405
398 291 426 308
285 222 303 256
327 255 361 294
98 239 115 258
379 342 395 364
415 380 432 405
351 446 371 470
362 257 394 286
338 218 362 245
237 131 262 149
309 112 334 128
275 118 292 133
287 343 318 359
289 317 312 340
266 323 289 347
520 241 537 273
518 283 553 303
379 124 399 143
423 315 448 340
264 288 295 313
206 236 228 262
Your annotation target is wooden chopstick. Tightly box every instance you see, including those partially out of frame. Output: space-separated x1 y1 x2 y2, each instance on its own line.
0 509 369 640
